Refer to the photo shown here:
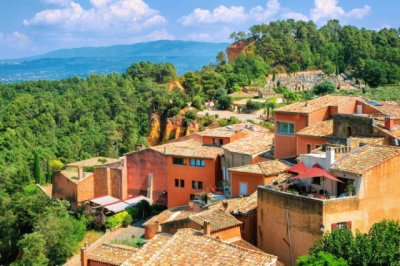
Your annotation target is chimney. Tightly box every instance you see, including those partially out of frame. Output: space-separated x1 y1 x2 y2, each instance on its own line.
222 200 229 212
385 116 394 131
80 247 88 266
326 147 335 166
193 201 202 213
346 138 360 149
77 166 83 180
203 220 211 236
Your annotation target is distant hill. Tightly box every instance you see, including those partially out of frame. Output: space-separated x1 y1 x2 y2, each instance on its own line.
0 40 228 83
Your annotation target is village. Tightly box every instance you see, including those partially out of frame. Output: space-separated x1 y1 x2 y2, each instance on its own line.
45 92 400 266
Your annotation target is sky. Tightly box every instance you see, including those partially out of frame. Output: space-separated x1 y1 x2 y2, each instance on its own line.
0 0 398 59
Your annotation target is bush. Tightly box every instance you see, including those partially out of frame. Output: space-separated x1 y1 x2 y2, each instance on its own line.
136 200 151 219
111 237 146 248
105 211 130 229
246 100 264 110
122 214 133 227
297 251 348 266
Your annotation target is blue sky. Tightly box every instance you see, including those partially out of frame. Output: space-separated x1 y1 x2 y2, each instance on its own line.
0 0 398 59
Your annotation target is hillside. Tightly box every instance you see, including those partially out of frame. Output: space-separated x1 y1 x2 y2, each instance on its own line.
0 40 228 82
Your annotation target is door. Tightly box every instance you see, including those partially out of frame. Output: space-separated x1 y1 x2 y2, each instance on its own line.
239 182 248 195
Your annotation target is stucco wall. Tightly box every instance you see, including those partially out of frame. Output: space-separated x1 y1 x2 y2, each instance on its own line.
274 112 307 158
52 172 78 208
296 136 328 155
167 156 219 207
126 149 168 205
257 188 324 265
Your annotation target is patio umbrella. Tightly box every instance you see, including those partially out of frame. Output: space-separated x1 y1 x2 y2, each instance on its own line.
290 163 343 197
287 162 308 174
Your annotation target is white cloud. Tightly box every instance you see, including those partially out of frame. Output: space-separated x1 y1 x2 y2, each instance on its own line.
24 0 166 33
180 0 280 26
345 5 371 19
144 29 175 41
42 0 72 6
283 12 308 21
250 0 280 22
311 0 371 22
180 6 247 26
0 31 31 49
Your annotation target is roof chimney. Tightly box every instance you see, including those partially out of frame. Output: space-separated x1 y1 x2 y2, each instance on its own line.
80 247 88 266
203 220 211 236
385 116 394 131
77 166 84 180
222 200 229 212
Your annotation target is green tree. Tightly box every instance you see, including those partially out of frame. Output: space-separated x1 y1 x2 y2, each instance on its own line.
297 251 348 266
313 81 336 96
216 51 227 65
13 232 49 266
33 152 43 184
369 220 400 264
200 70 226 99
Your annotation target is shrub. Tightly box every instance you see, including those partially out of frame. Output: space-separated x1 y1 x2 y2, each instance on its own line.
150 204 167 216
297 251 348 266
105 211 130 229
122 214 133 227
111 237 146 248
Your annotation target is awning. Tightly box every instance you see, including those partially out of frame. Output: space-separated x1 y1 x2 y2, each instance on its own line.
287 162 307 174
90 195 120 206
290 163 344 183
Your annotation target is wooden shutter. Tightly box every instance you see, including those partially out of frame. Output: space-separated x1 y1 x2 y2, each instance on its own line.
331 223 337 231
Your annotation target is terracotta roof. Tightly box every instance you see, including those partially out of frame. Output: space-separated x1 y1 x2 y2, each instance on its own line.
143 206 191 226
229 160 289 176
197 123 268 138
151 139 223 159
297 120 333 137
122 229 277 266
66 157 120 168
330 145 400 175
208 192 257 214
351 137 385 145
360 99 400 119
275 95 359 114
59 170 93 184
88 244 138 265
189 208 242 232
231 239 264 252
374 120 400 140
222 132 274 155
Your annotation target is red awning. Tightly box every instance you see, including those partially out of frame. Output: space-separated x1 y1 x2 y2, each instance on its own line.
287 162 308 174
290 163 344 183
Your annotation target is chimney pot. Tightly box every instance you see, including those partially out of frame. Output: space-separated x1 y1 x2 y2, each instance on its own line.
385 116 394 131
80 248 88 266
203 220 211 236
222 200 229 212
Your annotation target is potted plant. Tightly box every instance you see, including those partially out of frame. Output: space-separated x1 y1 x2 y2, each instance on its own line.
345 181 355 196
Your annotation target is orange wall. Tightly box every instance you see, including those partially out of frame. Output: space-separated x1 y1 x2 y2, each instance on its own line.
307 107 330 125
231 171 264 197
234 211 257 244
274 112 307 158
52 172 78 208
167 156 220 207
76 174 95 204
296 136 329 155
211 226 242 241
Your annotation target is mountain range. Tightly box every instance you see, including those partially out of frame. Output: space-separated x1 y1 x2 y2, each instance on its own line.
0 40 228 83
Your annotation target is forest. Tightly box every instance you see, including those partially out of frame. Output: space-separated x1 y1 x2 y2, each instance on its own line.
231 19 400 87
1 19 400 265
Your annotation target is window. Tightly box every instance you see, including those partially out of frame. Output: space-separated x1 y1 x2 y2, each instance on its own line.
192 181 198 189
192 181 203 189
199 181 203 189
180 179 185 188
173 157 185 165
312 176 321 185
307 144 312 153
331 221 352 231
190 194 196 200
219 139 224 145
277 122 294 135
190 159 205 167
239 183 248 195
175 179 179 187
212 138 217 145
